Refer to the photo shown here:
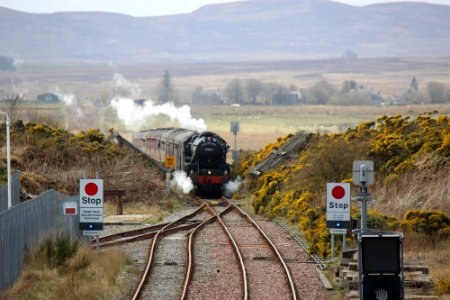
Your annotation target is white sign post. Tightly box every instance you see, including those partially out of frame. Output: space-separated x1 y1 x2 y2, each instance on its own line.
326 183 351 229
79 179 104 234
327 182 351 259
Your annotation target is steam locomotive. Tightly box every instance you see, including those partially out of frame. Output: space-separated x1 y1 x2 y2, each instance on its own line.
132 128 230 196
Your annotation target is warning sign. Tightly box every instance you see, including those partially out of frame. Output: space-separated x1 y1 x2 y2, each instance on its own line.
164 156 176 168
79 179 104 232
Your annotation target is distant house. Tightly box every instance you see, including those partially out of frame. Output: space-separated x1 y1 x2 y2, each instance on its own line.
134 99 147 106
37 93 60 103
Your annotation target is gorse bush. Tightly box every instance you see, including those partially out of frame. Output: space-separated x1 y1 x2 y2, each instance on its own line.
401 210 450 236
239 114 450 259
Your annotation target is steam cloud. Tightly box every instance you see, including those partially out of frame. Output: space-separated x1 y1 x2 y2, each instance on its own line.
110 73 207 131
171 171 194 194
55 92 86 129
224 176 243 197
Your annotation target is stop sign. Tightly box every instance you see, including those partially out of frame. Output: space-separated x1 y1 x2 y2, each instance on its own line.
326 183 351 229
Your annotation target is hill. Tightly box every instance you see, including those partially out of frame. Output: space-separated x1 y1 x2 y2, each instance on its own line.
0 0 450 63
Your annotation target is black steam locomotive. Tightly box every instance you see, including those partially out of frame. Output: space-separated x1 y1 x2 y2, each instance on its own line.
132 128 230 196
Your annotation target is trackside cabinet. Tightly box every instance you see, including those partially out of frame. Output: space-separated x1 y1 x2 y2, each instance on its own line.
358 232 404 300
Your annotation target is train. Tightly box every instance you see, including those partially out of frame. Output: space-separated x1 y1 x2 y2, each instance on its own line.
132 128 231 196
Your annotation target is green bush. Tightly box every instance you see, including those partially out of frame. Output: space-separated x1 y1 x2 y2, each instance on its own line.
31 232 79 269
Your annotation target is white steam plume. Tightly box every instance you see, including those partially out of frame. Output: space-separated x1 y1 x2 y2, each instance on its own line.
113 73 141 99
224 177 243 197
111 97 207 131
110 73 207 131
171 171 194 194
54 91 86 129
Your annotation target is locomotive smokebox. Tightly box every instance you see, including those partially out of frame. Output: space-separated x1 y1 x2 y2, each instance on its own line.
196 143 221 166
191 132 225 166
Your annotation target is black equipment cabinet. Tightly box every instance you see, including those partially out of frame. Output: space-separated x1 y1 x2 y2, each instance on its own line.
359 232 404 300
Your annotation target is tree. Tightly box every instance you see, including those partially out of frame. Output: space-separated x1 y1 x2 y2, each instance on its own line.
261 82 283 105
410 76 418 91
225 79 244 104
158 69 174 103
427 81 449 104
305 80 335 105
0 94 23 122
245 79 262 104
341 80 358 93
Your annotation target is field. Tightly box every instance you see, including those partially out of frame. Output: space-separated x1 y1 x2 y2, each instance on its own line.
2 56 450 151
2 57 450 102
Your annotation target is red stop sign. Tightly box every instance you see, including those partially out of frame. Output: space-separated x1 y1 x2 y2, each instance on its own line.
331 186 345 199
85 182 98 196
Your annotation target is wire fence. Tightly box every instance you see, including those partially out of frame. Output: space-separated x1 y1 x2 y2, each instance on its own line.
0 189 80 291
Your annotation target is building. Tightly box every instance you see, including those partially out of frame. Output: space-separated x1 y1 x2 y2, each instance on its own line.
37 93 60 103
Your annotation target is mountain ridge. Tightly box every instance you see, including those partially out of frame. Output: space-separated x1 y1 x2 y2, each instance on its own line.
0 0 449 63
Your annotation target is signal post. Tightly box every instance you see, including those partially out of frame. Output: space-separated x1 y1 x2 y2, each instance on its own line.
352 160 404 300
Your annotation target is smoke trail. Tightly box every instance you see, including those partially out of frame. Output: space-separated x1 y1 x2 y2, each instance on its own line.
55 92 86 129
111 97 207 131
171 171 194 194
113 73 141 99
110 73 207 131
224 177 243 197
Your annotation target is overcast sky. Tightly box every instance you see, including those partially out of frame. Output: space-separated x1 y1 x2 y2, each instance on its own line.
0 0 449 16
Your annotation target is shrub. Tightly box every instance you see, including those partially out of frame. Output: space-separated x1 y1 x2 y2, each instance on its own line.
401 210 450 235
435 270 450 295
31 232 79 269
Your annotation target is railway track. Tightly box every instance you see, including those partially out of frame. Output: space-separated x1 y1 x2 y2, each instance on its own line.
97 197 324 299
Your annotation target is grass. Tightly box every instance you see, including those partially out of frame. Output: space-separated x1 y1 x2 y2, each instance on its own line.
2 233 131 300
403 233 450 297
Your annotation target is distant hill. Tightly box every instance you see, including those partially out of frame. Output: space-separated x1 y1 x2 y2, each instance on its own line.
0 0 449 63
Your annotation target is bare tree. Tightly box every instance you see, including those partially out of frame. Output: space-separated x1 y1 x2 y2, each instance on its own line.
158 69 175 103
245 79 262 104
427 81 449 104
1 94 24 122
225 79 244 104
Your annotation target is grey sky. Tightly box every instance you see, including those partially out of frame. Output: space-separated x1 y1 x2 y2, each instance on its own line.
0 0 449 17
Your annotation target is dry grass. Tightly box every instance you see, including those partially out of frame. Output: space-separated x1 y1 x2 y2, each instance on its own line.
403 232 450 297
3 244 131 300
373 156 450 216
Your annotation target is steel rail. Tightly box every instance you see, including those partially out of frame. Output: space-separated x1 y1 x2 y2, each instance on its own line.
180 214 217 300
222 197 298 300
132 204 207 300
93 222 171 244
94 222 200 249
181 199 249 300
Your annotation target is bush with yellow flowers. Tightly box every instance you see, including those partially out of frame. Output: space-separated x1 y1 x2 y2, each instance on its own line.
241 114 450 258
401 210 450 236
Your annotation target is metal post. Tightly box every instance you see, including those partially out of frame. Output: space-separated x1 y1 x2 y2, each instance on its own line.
0 112 12 209
233 132 237 176
342 233 346 252
360 182 368 232
331 233 335 259
95 170 100 251
6 116 11 209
